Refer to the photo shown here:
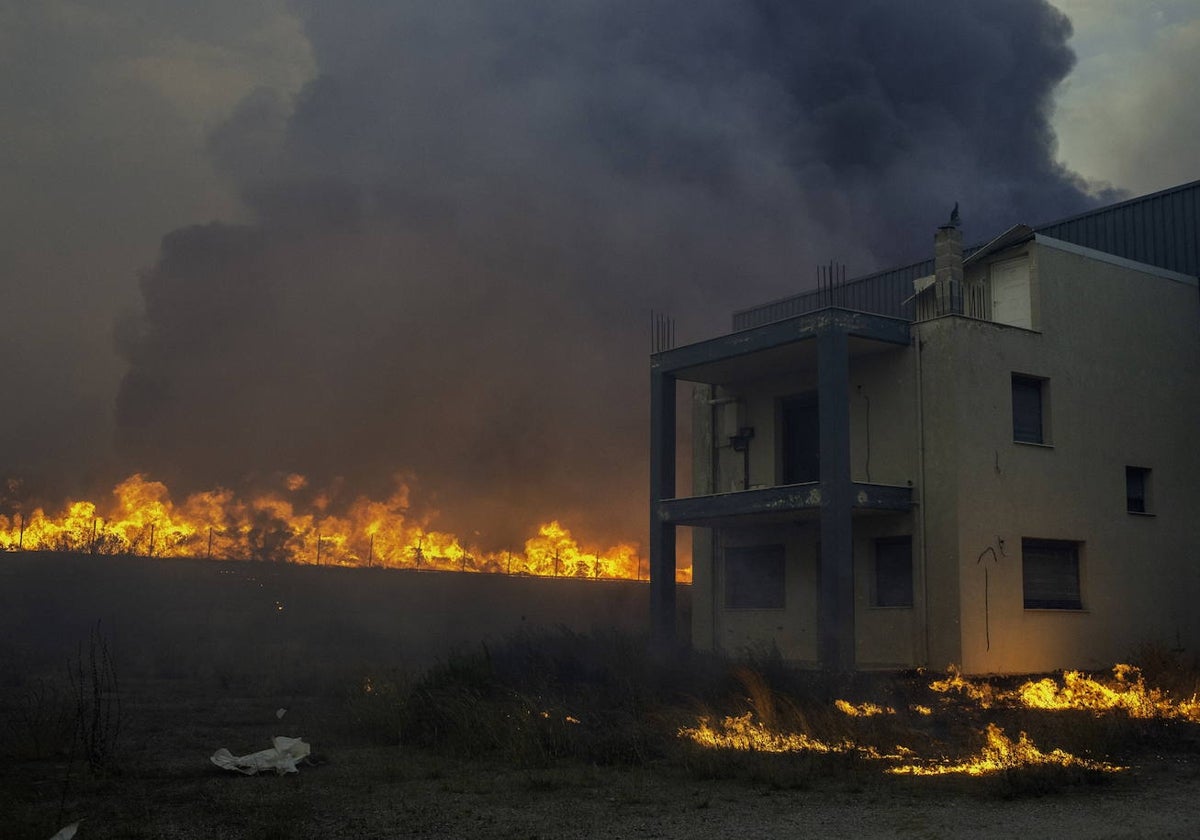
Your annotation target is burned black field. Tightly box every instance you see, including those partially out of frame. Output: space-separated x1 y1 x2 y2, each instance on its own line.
4 553 1200 839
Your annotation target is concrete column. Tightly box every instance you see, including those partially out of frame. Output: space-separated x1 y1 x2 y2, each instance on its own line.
649 368 677 643
817 328 854 670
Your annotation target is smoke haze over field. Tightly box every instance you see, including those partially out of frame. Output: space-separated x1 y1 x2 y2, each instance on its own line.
8 1 1193 549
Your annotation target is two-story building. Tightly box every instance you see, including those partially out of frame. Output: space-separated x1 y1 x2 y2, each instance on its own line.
649 180 1200 673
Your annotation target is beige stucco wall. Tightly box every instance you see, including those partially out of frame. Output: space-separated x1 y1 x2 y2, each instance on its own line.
689 349 924 668
853 512 922 668
694 517 926 668
710 524 820 663
912 319 964 668
848 348 919 488
920 240 1200 674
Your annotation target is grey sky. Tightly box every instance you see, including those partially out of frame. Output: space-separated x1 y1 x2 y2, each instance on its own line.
1050 0 1200 195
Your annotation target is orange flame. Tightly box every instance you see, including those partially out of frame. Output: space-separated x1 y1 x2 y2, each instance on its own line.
932 664 1200 722
677 664 1186 776
0 473 687 582
678 712 876 756
888 722 1123 776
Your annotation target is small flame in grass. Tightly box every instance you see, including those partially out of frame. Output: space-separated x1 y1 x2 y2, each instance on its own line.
0 473 679 581
835 700 894 717
679 713 1122 776
930 664 995 707
679 713 866 755
888 723 1124 776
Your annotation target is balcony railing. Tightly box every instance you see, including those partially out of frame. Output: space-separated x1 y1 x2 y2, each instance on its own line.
733 260 932 330
914 278 990 321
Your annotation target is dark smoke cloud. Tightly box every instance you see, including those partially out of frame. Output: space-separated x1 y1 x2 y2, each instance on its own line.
115 0 1099 548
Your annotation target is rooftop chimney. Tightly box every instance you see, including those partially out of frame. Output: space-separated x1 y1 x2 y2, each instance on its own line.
933 203 963 315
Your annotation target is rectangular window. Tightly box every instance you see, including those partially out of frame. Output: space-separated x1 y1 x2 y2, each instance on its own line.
1022 539 1082 610
1126 466 1151 513
1012 374 1047 444
873 537 913 607
725 544 786 609
780 392 820 484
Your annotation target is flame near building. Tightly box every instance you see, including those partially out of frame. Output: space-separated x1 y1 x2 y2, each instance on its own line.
0 473 684 582
679 664 1200 776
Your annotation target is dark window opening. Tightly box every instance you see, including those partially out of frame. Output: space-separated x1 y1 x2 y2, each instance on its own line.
725 544 786 609
1126 466 1150 513
1022 538 1082 610
1012 374 1046 444
781 392 819 484
873 537 913 607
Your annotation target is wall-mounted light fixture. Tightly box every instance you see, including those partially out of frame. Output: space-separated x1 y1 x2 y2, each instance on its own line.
728 427 755 491
728 427 755 452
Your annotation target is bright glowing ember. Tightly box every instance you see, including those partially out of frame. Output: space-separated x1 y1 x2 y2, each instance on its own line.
0 474 684 581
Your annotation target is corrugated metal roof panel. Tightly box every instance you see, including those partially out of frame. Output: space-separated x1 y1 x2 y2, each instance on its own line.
1034 179 1199 277
731 179 1199 331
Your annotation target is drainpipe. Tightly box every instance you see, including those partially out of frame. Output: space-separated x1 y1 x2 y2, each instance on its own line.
915 332 930 667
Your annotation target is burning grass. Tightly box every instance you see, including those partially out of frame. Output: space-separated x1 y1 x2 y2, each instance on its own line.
7 623 1200 840
338 633 1200 795
0 473 678 580
670 659 1200 786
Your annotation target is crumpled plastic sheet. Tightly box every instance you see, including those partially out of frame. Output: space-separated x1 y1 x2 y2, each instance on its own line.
210 736 311 775
49 821 81 840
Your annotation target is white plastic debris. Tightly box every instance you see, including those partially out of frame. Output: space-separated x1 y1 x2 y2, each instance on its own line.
210 736 311 775
49 822 81 840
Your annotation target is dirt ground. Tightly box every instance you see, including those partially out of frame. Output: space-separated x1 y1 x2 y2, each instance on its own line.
5 554 1200 839
5 679 1200 840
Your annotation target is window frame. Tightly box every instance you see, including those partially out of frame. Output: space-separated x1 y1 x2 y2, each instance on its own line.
872 536 913 608
1126 466 1152 515
1012 373 1049 445
724 544 786 610
1022 538 1083 611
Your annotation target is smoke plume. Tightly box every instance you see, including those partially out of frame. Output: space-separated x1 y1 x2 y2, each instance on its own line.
115 0 1099 548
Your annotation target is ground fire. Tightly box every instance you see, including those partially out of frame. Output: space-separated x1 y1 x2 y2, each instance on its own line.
678 665 1200 776
0 473 687 581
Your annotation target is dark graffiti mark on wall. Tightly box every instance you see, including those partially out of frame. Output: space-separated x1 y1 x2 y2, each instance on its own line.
977 537 1007 651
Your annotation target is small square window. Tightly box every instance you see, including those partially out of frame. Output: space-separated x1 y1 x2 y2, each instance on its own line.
725 545 785 609
1126 466 1151 513
1022 538 1082 610
1012 374 1048 444
873 537 913 607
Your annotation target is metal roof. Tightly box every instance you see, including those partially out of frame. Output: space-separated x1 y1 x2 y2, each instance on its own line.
1033 179 1200 279
732 179 1200 331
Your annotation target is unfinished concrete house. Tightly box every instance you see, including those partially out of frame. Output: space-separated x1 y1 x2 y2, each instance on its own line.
649 180 1200 674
